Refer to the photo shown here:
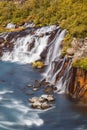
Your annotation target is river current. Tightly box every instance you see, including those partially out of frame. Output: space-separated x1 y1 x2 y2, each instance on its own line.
0 61 87 130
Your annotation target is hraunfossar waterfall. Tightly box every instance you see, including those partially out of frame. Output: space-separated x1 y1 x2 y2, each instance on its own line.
0 25 87 130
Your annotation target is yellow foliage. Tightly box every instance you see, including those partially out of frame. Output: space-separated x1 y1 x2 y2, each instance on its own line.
32 61 44 69
8 27 25 32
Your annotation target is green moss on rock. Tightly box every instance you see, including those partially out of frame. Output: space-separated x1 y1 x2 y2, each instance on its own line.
72 58 87 71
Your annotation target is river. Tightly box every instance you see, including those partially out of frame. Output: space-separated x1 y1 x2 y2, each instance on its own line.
0 61 87 130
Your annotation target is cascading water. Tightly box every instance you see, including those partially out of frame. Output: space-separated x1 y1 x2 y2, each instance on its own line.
44 29 66 81
1 25 71 94
1 25 57 64
55 59 72 93
1 35 49 63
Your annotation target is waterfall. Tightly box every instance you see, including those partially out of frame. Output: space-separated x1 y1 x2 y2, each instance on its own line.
1 25 72 94
44 29 66 80
1 35 49 63
55 59 72 94
1 25 57 64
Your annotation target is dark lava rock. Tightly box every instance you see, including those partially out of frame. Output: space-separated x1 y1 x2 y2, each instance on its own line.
44 85 54 94
27 39 35 51
0 37 5 44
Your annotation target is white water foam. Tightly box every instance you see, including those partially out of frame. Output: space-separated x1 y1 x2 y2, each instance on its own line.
0 90 13 95
1 25 57 64
0 97 44 129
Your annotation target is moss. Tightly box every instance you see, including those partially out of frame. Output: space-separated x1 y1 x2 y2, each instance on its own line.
72 58 87 71
32 61 44 69
61 33 73 56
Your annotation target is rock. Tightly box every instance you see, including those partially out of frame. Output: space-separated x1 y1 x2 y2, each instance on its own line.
38 33 44 37
47 95 55 102
31 101 41 109
6 23 16 29
29 94 55 110
0 37 5 44
41 102 51 109
23 22 35 28
41 94 48 99
25 91 34 95
27 84 33 88
68 68 87 100
29 97 39 103
84 37 87 46
33 87 39 91
38 97 46 103
27 39 35 51
34 80 41 88
32 61 44 69
44 85 54 94
71 38 78 49
67 48 75 56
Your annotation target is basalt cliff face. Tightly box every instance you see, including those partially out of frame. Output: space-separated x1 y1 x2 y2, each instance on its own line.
0 26 87 102
66 38 87 101
68 68 87 100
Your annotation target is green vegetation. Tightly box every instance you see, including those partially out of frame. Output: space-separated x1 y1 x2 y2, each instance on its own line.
0 0 87 38
72 58 87 71
0 0 87 70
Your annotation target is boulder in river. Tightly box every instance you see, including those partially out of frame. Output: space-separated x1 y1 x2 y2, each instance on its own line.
41 102 51 109
29 94 55 110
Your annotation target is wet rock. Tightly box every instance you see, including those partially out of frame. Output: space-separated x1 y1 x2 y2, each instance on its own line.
41 94 55 102
29 97 39 103
34 80 41 88
41 102 51 109
31 101 41 109
47 95 55 102
44 85 54 94
23 21 35 28
47 29 59 44
27 84 33 88
38 33 44 37
38 97 46 103
25 91 34 95
41 94 48 99
29 94 55 110
27 39 35 51
33 87 39 91
40 47 48 60
0 37 5 44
